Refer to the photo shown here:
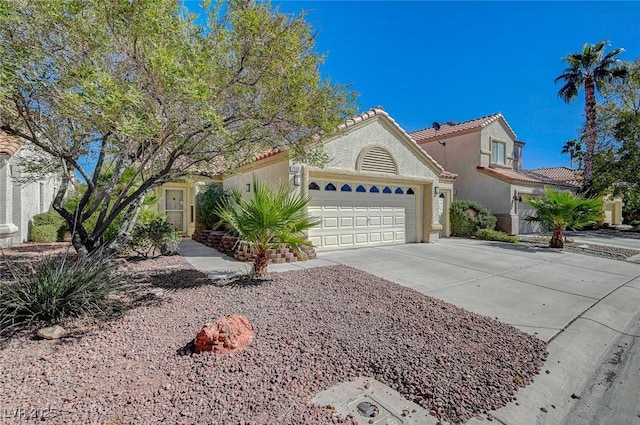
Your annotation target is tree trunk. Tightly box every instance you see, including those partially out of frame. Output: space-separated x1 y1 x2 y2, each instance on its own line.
549 227 564 249
252 253 270 278
583 75 597 191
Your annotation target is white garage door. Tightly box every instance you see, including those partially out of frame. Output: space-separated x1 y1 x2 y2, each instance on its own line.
307 181 417 251
517 201 541 234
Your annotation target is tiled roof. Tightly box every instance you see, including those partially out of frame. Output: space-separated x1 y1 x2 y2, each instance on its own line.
476 166 580 188
0 132 21 157
530 167 582 186
410 113 517 142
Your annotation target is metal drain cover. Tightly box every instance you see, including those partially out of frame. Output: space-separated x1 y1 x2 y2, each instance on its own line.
312 377 435 425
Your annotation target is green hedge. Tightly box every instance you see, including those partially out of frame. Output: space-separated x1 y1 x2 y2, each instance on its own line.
476 229 518 243
32 211 65 227
450 200 497 237
30 225 60 243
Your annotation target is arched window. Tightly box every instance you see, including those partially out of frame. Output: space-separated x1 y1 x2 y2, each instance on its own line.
407 188 415 195
308 181 320 190
383 186 392 194
370 185 379 193
325 183 337 191
395 187 404 194
341 184 352 192
356 185 366 193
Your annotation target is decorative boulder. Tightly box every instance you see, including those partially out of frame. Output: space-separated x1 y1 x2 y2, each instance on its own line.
194 314 254 354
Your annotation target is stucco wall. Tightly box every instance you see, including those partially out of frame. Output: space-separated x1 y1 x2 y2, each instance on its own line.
0 152 58 247
323 118 441 181
223 157 291 194
480 121 517 168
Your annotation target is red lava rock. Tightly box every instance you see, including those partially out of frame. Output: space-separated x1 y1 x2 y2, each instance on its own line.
193 314 254 354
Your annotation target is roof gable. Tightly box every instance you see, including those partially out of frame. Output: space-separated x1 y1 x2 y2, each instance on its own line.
410 113 517 143
334 107 454 178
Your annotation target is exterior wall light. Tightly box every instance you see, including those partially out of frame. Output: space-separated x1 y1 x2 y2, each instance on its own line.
293 175 301 186
245 183 251 192
434 186 440 196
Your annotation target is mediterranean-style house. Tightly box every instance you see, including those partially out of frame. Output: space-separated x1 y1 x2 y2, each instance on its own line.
411 114 600 235
0 132 58 247
156 107 456 251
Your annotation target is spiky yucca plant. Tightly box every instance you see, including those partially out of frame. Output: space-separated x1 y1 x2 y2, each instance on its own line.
524 187 603 248
214 178 320 277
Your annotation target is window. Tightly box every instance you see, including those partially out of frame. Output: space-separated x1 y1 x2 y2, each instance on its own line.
491 140 506 165
308 181 320 190
341 184 352 192
356 185 366 193
325 183 336 191
395 187 404 194
407 188 415 195
383 186 392 194
369 185 379 193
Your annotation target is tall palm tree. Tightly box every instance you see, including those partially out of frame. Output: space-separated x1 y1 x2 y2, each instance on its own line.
555 40 627 191
524 187 603 248
214 177 320 277
561 139 584 169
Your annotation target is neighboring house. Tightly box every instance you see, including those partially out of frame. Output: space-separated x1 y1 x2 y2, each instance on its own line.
0 132 58 247
411 114 581 235
157 107 456 251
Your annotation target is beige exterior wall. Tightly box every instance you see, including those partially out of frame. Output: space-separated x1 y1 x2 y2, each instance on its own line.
223 155 291 194
480 121 518 169
156 178 219 236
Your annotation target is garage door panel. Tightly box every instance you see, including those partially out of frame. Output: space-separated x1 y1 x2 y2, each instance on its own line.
355 233 368 244
340 217 354 227
308 181 418 251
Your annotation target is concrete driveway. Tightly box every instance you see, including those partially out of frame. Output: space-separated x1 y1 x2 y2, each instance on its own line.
564 229 640 251
179 238 640 424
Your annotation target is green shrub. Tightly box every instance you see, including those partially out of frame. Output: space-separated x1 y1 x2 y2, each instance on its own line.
450 200 497 237
125 215 181 258
32 211 65 227
196 185 225 230
476 229 518 243
30 225 60 243
0 252 119 331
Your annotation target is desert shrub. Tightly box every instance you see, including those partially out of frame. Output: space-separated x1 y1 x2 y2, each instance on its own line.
30 225 60 243
32 211 65 227
450 200 497 237
475 229 518 243
196 185 225 230
125 213 181 258
0 252 119 331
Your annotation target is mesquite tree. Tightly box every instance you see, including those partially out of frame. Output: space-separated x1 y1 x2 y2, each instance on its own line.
0 0 354 255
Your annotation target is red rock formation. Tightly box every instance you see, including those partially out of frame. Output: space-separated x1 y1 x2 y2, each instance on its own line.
193 314 254 354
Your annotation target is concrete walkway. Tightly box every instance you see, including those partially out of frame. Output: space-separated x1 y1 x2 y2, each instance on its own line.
178 238 640 425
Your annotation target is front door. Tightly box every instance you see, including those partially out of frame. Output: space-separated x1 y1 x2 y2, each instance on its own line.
164 188 186 233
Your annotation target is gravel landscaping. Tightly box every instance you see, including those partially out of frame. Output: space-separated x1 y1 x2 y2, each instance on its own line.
1 247 547 424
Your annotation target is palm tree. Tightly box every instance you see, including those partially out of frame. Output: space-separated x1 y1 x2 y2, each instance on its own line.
524 187 603 248
555 40 627 191
214 177 320 277
561 139 584 169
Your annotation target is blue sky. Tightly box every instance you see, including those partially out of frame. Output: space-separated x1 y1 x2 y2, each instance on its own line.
190 1 640 170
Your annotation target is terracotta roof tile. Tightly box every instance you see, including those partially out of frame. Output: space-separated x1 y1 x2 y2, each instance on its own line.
530 167 582 186
477 166 580 189
0 132 21 157
410 113 517 142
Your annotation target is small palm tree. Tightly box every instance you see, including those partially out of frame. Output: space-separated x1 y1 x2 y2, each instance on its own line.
561 139 584 169
555 40 627 190
524 187 603 248
214 177 320 277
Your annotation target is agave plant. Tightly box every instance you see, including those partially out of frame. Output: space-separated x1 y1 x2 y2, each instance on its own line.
214 177 320 277
524 187 603 248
